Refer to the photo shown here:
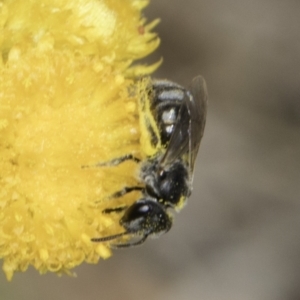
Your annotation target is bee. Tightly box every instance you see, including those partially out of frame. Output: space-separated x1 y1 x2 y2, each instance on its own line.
91 76 208 248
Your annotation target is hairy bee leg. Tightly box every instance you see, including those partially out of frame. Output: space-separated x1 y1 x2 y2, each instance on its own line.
102 206 128 214
95 187 144 205
82 154 140 169
101 186 143 209
109 186 144 199
98 154 141 167
111 234 149 248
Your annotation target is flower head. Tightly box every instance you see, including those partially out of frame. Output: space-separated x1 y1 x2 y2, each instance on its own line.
0 0 160 280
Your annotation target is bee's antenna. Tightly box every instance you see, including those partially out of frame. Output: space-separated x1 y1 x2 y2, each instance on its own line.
111 234 149 248
82 154 141 169
91 232 127 242
91 232 149 248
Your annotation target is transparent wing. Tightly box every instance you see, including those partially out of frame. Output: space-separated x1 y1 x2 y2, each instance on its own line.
188 75 208 175
159 94 190 165
160 76 208 178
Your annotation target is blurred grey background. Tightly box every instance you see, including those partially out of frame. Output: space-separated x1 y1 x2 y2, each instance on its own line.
1 0 300 299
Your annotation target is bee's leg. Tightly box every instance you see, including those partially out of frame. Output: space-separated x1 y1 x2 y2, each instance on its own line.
109 186 144 199
98 154 141 167
102 186 144 213
95 187 144 205
82 154 140 169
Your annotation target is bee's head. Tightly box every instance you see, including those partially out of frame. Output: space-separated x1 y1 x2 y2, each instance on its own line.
120 199 172 237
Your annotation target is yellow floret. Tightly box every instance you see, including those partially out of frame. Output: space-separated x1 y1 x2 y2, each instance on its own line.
0 0 160 280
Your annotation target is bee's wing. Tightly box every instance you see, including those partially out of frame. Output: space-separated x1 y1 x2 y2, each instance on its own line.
160 76 208 178
188 76 208 175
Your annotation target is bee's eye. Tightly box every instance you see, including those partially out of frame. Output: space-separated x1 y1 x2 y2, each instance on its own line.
122 202 152 221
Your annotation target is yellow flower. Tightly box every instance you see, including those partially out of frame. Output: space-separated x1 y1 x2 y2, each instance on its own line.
0 0 160 280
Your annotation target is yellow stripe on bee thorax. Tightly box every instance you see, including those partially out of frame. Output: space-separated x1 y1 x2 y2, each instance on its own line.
138 78 162 157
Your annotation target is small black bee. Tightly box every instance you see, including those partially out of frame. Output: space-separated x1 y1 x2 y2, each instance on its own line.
91 76 208 247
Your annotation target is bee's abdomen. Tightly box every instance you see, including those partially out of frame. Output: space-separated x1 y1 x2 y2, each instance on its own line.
150 80 186 146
